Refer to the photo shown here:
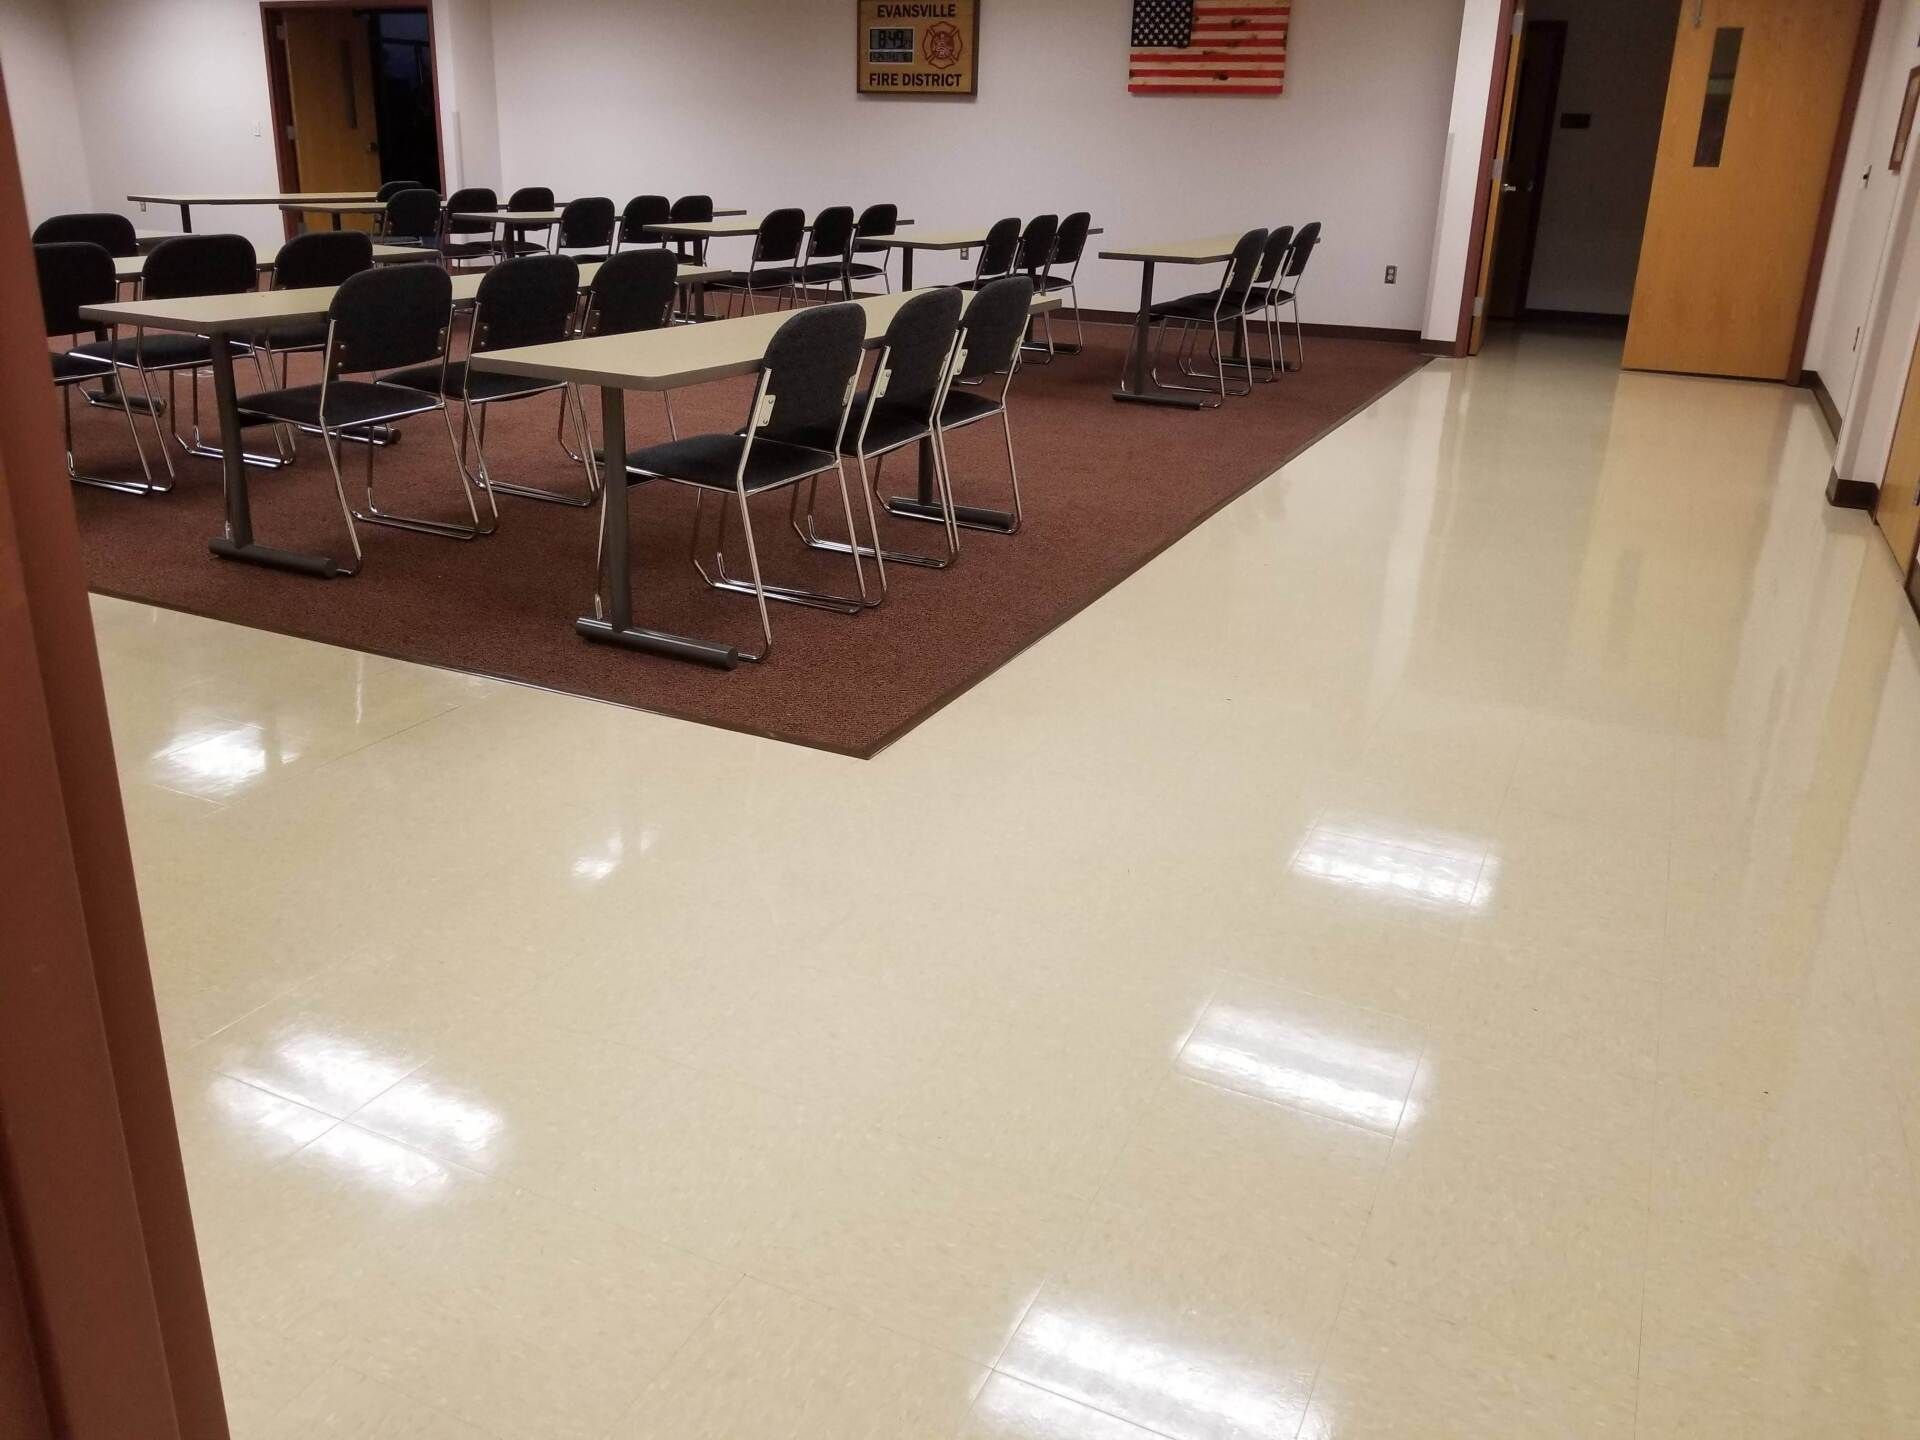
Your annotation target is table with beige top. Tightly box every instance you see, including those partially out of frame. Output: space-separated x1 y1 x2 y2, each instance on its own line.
467 286 1061 666
110 244 442 283
1098 235 1247 408
642 214 912 267
278 201 391 230
76 260 724 579
127 190 381 233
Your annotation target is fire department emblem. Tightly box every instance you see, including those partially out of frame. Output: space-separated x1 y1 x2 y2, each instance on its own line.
923 20 963 69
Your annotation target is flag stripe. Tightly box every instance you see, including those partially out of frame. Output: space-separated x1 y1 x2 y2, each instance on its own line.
1129 0 1287 94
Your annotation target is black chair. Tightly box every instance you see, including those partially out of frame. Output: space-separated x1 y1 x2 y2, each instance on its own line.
1146 227 1268 404
67 233 285 476
1014 215 1060 360
384 187 442 249
33 212 139 256
1239 225 1295 382
617 194 670 250
497 185 557 259
793 205 856 301
440 186 499 268
619 302 872 659
920 275 1034 535
707 208 807 315
1268 221 1321 371
958 217 1021 290
258 230 375 383
386 255 585 507
846 203 899 293
236 264 478 569
554 197 617 259
1034 211 1092 353
35 241 160 493
373 179 423 235
795 286 964 584
669 194 715 262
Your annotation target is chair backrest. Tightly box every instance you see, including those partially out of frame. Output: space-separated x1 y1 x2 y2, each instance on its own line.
670 194 714 222
620 194 670 244
806 206 856 265
875 287 963 412
955 275 1034 382
141 234 257 301
1253 225 1295 286
1284 221 1322 281
752 208 806 265
376 179 424 202
974 217 1021 280
274 230 373 290
471 254 581 353
507 185 554 211
584 249 679 336
1052 212 1092 268
33 212 139 257
1215 227 1269 307
1017 214 1059 277
558 196 616 251
386 187 441 239
327 263 451 375
757 302 866 447
854 203 898 240
444 187 497 236
35 241 116 337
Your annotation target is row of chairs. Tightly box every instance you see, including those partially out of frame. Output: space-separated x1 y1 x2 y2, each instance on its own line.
1145 221 1323 401
36 230 1037 665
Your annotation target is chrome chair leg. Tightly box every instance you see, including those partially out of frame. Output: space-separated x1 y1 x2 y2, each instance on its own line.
316 424 366 577
695 474 868 614
61 379 166 495
355 404 497 539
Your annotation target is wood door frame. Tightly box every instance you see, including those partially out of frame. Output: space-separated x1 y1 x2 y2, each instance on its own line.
1451 0 1524 358
258 0 447 239
1488 18 1568 320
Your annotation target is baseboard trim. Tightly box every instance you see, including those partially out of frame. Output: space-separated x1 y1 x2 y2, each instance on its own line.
1826 468 1878 510
1800 368 1843 439
1418 337 1457 356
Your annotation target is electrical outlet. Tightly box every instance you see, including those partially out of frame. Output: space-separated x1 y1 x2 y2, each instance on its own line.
252 121 263 138
1384 265 1398 284
137 201 146 213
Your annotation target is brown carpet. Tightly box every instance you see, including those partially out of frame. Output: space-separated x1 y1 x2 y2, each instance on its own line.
67 324 1424 756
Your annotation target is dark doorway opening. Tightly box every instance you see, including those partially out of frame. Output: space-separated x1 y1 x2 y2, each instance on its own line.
366 9 438 189
1485 20 1566 322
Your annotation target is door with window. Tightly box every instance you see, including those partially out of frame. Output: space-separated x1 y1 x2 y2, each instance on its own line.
1873 328 1920 578
1623 0 1868 380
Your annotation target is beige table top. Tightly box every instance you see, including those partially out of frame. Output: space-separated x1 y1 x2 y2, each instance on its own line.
128 190 380 205
111 243 446 280
84 260 725 326
452 209 565 226
872 225 1104 252
1098 235 1244 264
644 215 916 240
280 201 388 215
469 286 1059 393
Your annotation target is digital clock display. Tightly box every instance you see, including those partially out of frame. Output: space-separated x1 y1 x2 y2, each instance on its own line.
868 26 914 63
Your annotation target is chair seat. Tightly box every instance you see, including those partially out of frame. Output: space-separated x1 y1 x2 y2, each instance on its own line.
1148 290 1251 321
238 380 440 429
954 274 1015 292
258 319 330 352
440 240 496 261
51 349 117 383
623 432 838 493
845 261 889 282
385 360 564 403
1035 274 1075 293
496 239 549 258
68 332 244 370
706 268 804 292
941 390 1004 428
1245 286 1296 306
844 396 931 456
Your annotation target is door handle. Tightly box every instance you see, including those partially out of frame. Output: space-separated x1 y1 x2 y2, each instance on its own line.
1501 183 1519 194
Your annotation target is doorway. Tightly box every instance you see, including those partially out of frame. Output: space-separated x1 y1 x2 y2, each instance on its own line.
1475 0 1678 339
261 3 443 234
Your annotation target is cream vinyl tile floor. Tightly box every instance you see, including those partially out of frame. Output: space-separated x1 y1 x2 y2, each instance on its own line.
98 327 1920 1438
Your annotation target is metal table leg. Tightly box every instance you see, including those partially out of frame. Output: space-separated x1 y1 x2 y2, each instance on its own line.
887 435 1015 533
178 202 193 233
901 247 915 290
205 337 341 577
1112 259 1207 409
575 385 739 667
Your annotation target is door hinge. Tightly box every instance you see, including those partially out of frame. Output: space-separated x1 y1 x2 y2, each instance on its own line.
1473 296 1486 319
1512 10 1524 36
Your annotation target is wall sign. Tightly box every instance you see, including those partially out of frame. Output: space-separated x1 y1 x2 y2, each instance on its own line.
857 1 979 97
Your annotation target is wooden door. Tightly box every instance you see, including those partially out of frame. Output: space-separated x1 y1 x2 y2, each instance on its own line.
1470 6 1527 354
1622 0 1867 380
1487 21 1566 320
1873 327 1920 576
284 9 381 230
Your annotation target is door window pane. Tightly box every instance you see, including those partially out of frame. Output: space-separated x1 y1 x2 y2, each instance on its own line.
1693 26 1743 167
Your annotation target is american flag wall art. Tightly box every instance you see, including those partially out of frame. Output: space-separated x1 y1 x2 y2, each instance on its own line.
1129 0 1291 96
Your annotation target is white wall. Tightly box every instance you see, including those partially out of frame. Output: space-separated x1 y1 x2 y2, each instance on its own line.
0 0 95 220
1806 0 1920 419
489 0 1466 328
1422 0 1504 345
431 0 501 191
1522 0 1674 316
61 0 285 253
